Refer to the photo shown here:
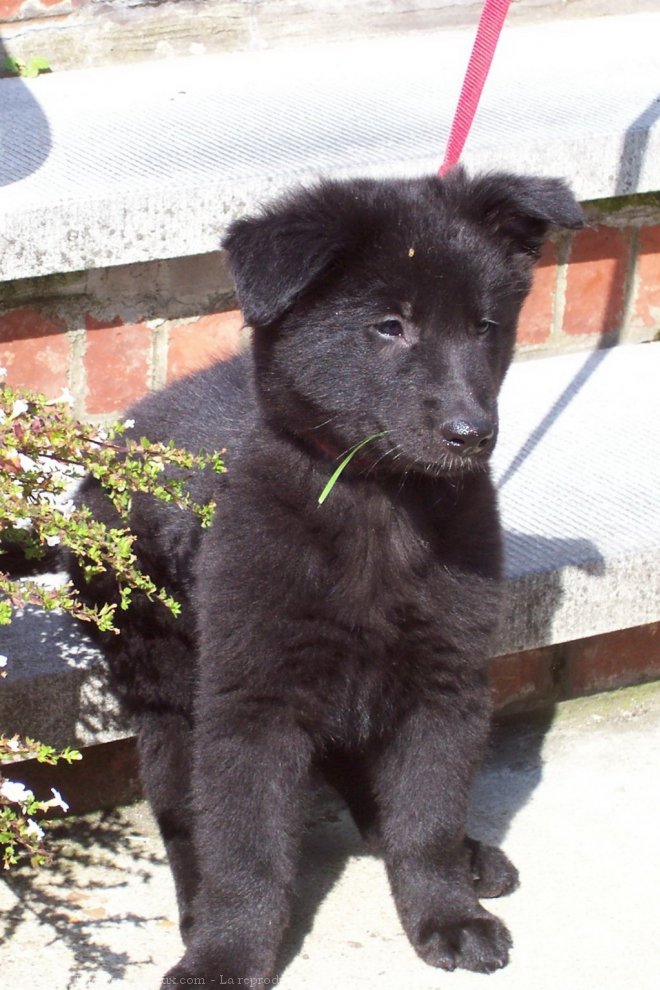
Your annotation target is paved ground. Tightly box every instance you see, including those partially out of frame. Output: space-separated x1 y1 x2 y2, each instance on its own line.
2 681 659 990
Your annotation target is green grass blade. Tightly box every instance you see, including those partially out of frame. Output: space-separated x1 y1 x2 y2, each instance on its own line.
317 432 385 505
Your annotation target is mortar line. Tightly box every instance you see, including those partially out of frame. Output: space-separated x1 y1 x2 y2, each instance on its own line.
620 226 640 344
150 322 169 392
69 326 87 420
550 230 571 344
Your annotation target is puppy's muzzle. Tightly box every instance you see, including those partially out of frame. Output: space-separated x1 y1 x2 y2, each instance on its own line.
440 417 495 457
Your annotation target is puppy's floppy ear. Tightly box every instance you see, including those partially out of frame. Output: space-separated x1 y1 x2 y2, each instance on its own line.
222 186 347 328
457 170 584 259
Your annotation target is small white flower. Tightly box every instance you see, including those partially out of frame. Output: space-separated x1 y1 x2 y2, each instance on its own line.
96 429 109 442
0 655 7 668
0 410 5 425
11 399 29 417
0 779 34 805
48 788 69 813
46 389 73 407
24 818 44 841
13 517 33 530
123 418 135 429
6 735 20 751
45 534 61 547
0 366 7 379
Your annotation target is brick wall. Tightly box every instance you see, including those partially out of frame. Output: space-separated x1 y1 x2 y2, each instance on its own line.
491 623 660 716
1 198 659 419
0 251 245 417
516 198 660 352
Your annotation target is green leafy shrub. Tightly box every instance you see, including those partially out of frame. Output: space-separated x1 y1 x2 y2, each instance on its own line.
0 738 81 869
2 55 51 79
0 373 223 868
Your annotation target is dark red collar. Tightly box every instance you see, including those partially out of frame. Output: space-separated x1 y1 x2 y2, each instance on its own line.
302 432 383 476
306 435 344 462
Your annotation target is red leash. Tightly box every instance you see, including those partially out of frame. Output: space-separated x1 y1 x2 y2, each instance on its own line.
439 0 511 175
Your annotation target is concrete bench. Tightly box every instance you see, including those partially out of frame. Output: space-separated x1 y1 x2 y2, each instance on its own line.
1 10 659 281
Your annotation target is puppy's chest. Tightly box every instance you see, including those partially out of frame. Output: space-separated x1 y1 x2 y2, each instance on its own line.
326 495 442 632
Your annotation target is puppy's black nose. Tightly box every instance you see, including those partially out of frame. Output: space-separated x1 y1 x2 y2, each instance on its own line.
441 418 494 456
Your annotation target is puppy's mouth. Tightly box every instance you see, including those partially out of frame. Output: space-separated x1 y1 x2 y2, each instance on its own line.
393 445 493 479
388 419 498 478
369 423 497 478
350 435 494 480
303 428 494 480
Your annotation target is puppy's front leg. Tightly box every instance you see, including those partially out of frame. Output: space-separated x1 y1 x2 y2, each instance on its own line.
375 693 512 974
163 694 314 987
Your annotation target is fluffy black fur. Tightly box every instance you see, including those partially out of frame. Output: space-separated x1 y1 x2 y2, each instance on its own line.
68 170 583 983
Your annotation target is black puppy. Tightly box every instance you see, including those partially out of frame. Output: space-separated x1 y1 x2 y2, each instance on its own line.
71 169 583 983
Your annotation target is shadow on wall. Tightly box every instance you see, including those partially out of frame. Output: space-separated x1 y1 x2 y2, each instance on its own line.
0 604 130 749
615 94 660 196
0 37 51 185
503 92 660 491
500 530 605 629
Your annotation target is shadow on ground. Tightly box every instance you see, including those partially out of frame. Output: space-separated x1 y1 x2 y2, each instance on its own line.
277 708 556 976
0 807 175 988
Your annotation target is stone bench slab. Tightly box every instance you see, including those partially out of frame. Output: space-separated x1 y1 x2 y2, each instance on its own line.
1 11 660 280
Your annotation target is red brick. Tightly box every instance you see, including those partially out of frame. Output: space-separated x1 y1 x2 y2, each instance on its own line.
167 311 244 383
517 241 557 346
564 623 660 697
0 307 70 398
563 226 631 336
0 1 26 18
0 0 70 13
84 314 151 415
7 738 141 817
632 225 660 332
0 2 117 26
489 648 558 714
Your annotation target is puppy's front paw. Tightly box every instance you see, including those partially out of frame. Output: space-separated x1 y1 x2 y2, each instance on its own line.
415 912 512 973
466 838 520 898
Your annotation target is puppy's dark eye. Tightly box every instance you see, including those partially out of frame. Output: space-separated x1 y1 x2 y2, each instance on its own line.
477 318 498 335
375 319 404 338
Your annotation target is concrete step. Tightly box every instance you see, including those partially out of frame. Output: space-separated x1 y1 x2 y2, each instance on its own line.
1 341 659 748
1 10 659 281
2 682 659 990
494 342 660 655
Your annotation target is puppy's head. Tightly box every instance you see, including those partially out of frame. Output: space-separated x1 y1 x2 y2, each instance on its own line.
223 170 583 477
